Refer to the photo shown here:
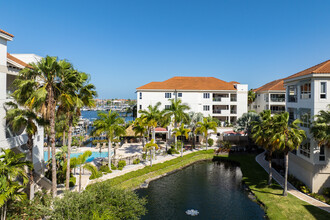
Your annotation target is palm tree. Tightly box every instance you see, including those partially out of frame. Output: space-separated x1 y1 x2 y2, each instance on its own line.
143 139 159 166
5 102 45 200
248 89 256 105
252 110 276 185
91 110 125 170
139 102 162 141
195 118 217 150
163 99 190 146
58 71 97 190
310 108 330 147
172 123 191 157
15 56 75 197
0 149 31 220
76 151 92 192
187 112 204 148
133 117 147 148
271 112 306 196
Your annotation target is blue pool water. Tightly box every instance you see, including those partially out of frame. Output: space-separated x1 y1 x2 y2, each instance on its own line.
44 151 111 163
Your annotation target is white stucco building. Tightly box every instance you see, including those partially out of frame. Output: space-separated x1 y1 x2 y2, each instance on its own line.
136 76 248 124
0 29 44 173
251 78 286 114
284 60 330 193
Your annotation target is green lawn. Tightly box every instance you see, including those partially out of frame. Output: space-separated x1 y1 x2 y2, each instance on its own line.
215 153 330 220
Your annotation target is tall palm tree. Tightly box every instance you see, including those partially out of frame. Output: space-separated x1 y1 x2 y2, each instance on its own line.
252 110 276 185
163 99 190 146
248 89 256 105
91 110 125 169
271 112 306 196
58 71 97 190
310 108 330 147
172 123 191 157
0 149 31 220
187 112 204 148
143 139 159 166
5 102 45 200
139 102 162 141
195 118 217 150
15 56 75 197
133 117 147 148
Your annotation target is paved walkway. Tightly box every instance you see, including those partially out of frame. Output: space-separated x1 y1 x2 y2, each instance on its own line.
255 152 330 213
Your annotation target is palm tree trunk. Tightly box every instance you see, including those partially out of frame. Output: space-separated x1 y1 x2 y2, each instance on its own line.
152 127 156 141
27 134 35 200
268 150 273 186
66 117 73 190
79 165 82 192
205 135 208 151
150 149 152 166
181 140 183 157
49 88 57 198
63 130 66 146
174 121 178 146
47 135 50 162
283 151 289 196
1 202 7 220
108 138 112 170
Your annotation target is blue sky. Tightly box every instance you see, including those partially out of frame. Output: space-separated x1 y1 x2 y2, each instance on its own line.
2 0 330 99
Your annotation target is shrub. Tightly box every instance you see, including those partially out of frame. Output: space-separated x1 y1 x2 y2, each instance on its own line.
69 176 76 187
99 165 112 173
52 184 146 219
142 153 147 160
323 187 330 197
167 146 179 155
111 163 117 170
84 164 103 180
133 158 140 164
207 138 214 146
118 160 126 170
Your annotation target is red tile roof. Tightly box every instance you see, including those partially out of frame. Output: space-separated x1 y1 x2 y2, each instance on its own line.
155 127 167 132
254 79 285 92
137 77 238 90
0 29 14 38
7 53 32 68
286 60 330 80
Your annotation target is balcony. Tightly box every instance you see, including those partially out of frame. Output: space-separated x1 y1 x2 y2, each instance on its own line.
230 97 237 102
213 97 230 102
270 97 285 102
230 110 237 114
213 109 230 114
288 95 297 102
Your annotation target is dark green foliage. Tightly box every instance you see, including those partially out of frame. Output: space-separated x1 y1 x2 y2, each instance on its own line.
99 165 112 173
51 184 146 219
207 138 214 146
142 153 147 160
323 187 330 198
167 146 179 155
111 163 117 170
118 160 126 170
133 158 140 164
69 176 76 187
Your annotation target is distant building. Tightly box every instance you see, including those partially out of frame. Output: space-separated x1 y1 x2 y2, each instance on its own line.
251 79 286 114
136 76 248 124
0 29 44 173
284 60 330 193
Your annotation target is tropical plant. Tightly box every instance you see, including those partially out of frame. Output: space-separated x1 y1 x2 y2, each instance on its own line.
172 123 191 157
187 112 204 148
0 149 31 220
252 110 277 185
14 56 76 197
83 163 103 180
5 101 45 200
139 102 162 141
74 151 92 192
91 111 125 170
310 108 330 147
271 112 306 196
195 118 217 150
143 139 159 166
133 117 147 148
235 111 261 136
163 99 190 146
248 89 256 105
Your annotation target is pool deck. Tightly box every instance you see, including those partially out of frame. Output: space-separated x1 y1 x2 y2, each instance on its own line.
256 151 330 213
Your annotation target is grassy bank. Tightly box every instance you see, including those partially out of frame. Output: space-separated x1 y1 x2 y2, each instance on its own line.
87 149 215 190
215 154 330 220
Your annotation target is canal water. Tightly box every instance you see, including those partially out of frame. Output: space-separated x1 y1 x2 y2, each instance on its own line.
81 111 134 122
136 160 265 220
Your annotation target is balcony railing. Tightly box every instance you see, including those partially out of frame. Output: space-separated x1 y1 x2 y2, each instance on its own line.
270 98 285 102
271 110 285 114
230 97 237 102
288 95 297 102
213 97 230 102
230 110 237 114
213 109 230 114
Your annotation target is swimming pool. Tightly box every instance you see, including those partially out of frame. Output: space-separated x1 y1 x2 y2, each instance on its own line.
44 151 112 163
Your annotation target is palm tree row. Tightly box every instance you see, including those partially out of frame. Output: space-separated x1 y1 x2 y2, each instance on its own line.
252 110 306 196
6 56 97 197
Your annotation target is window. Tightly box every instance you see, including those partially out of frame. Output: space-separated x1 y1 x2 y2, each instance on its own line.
165 105 171 110
203 105 210 111
320 145 325 161
300 83 311 99
300 108 311 128
139 92 142 99
165 93 171 98
288 86 297 102
270 94 285 102
288 108 296 122
178 93 182 97
320 82 327 99
139 105 142 110
264 95 269 102
203 93 210 99
300 140 310 158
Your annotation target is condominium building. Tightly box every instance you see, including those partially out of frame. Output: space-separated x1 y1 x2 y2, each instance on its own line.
251 79 286 114
284 60 330 193
0 29 44 173
136 76 248 124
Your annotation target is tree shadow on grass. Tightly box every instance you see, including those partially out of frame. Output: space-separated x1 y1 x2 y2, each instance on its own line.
303 204 330 220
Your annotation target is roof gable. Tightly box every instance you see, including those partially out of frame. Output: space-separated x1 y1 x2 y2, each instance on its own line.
254 79 285 92
286 60 330 80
